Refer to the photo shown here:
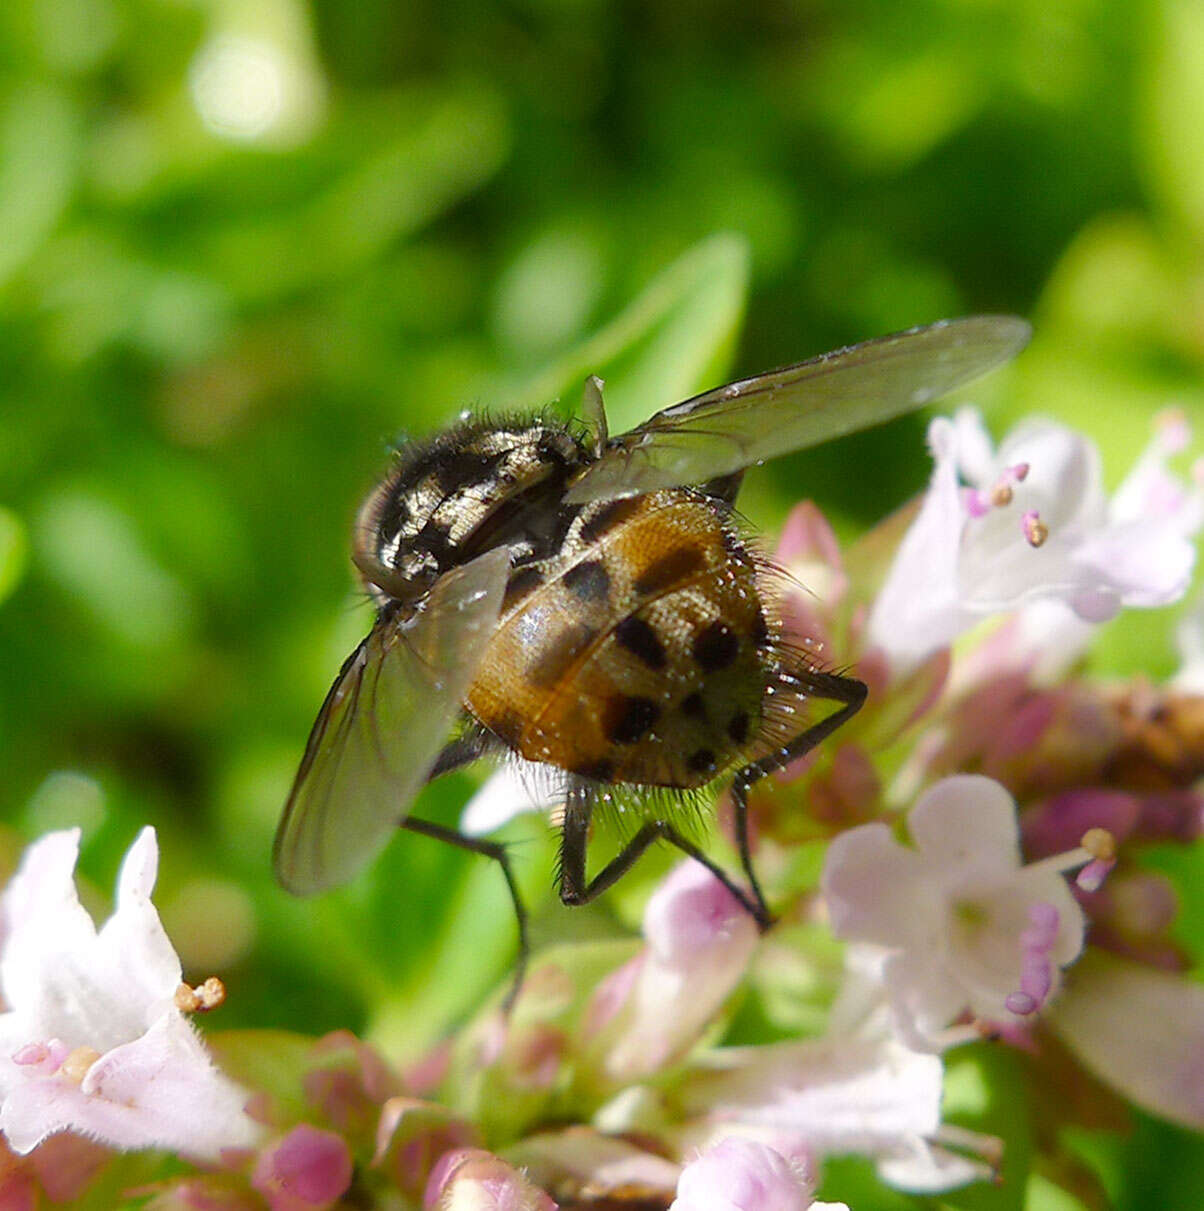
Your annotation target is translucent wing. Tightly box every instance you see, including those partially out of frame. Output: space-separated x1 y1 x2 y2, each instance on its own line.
273 547 510 895
565 315 1031 503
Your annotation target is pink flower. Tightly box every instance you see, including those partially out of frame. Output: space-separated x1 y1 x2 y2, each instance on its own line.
867 409 1199 671
582 861 759 1084
0 829 259 1158
669 1138 845 1211
821 776 1089 1047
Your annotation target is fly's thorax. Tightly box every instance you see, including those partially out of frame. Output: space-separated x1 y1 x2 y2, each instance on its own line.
354 419 584 604
467 490 776 789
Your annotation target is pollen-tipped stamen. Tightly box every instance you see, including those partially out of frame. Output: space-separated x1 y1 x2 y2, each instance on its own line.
1021 509 1048 547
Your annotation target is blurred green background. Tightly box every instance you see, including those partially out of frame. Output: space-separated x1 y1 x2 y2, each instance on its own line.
1 0 1204 1202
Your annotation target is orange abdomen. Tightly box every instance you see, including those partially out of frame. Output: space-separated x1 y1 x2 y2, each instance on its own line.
466 491 768 787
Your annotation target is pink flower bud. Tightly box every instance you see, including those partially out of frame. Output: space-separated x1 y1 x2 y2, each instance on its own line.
251 1125 353 1211
372 1098 479 1203
424 1148 556 1211
643 860 751 964
583 862 759 1084
670 1139 816 1211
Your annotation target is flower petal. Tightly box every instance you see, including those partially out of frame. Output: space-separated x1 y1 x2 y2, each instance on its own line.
459 764 560 836
670 1138 815 1211
1053 949 1204 1131
822 825 934 950
65 1013 257 1159
679 1033 944 1161
907 775 1021 877
866 417 966 668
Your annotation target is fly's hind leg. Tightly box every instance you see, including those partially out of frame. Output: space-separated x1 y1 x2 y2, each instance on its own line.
406 726 529 1009
400 816 529 1010
557 779 770 926
730 666 868 925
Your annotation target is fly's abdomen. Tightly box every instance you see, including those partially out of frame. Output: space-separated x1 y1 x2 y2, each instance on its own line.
466 491 770 787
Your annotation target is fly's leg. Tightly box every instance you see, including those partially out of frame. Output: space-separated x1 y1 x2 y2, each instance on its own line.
400 815 529 1011
557 780 769 926
730 667 867 925
407 726 528 1009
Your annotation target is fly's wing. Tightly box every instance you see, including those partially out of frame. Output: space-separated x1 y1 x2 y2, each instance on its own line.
565 315 1031 503
273 547 510 895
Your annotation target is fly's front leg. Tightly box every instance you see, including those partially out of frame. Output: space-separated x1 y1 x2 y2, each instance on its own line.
730 667 868 926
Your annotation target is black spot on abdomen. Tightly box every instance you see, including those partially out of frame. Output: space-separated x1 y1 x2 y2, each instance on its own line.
604 695 660 744
581 497 641 544
573 757 616 782
563 559 611 604
614 616 667 668
634 546 706 596
527 622 597 686
727 710 750 744
693 621 739 671
503 565 544 611
433 448 505 495
687 747 717 775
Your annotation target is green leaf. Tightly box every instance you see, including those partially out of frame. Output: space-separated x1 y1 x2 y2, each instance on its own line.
501 232 752 435
1024 1173 1090 1211
0 81 79 287
1140 0 1204 240
201 83 511 302
0 507 27 605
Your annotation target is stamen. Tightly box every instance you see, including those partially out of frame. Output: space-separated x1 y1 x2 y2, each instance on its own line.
12 1040 68 1073
1075 828 1118 891
1005 902 1060 1016
1076 859 1115 893
1021 510 1048 547
60 1046 101 1084
964 488 990 518
175 977 227 1014
990 482 1014 507
1081 827 1116 861
931 1022 986 1049
1025 828 1118 896
1009 462 1030 482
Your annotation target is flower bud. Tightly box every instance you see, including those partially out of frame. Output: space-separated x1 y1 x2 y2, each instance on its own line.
670 1139 823 1211
251 1125 353 1211
424 1148 556 1211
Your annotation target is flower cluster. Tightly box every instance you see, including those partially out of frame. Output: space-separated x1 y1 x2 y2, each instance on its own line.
0 406 1200 1209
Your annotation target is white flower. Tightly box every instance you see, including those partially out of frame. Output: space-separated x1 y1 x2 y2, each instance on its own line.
670 1138 844 1211
1053 948 1204 1132
0 828 260 1158
821 775 1088 1048
867 408 1199 671
674 952 997 1198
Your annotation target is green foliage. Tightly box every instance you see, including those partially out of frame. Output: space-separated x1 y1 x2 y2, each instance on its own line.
0 1 1202 1206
